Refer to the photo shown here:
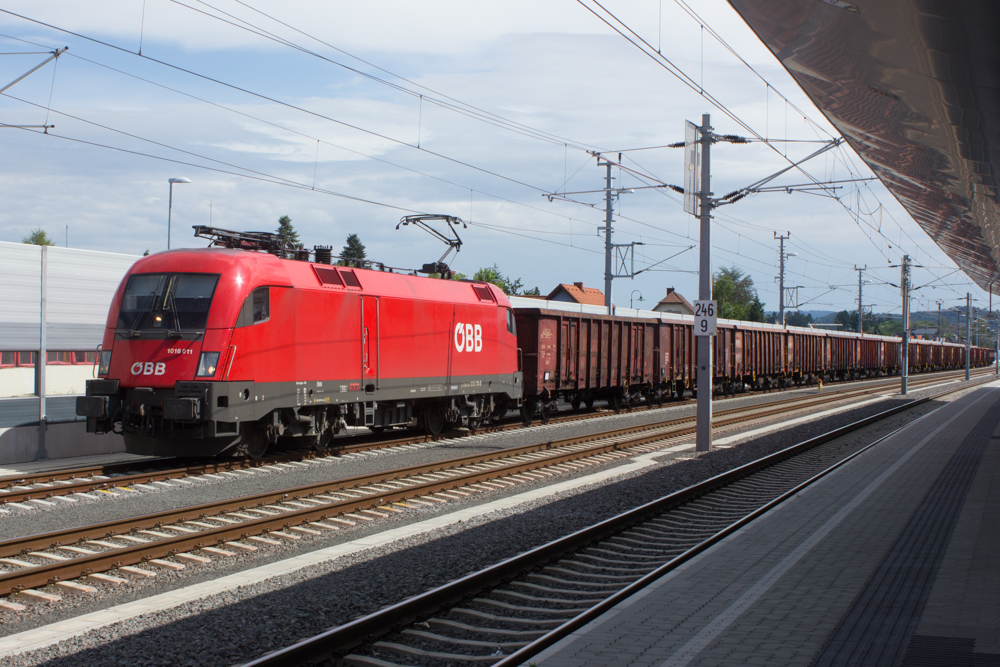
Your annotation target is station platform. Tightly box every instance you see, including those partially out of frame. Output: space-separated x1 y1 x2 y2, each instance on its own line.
533 381 1000 667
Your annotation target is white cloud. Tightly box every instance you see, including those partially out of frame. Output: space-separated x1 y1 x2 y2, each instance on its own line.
0 0 977 312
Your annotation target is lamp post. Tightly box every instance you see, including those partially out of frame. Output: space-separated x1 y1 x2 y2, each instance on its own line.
630 290 644 310
167 177 191 250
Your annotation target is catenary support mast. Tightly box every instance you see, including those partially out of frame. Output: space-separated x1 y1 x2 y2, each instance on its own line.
901 255 911 395
855 265 866 334
602 159 614 312
966 292 971 381
696 114 713 453
775 233 789 325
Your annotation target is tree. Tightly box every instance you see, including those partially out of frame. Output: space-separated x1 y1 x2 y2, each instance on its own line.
784 311 814 327
712 266 765 322
275 215 300 248
471 264 526 295
523 286 541 296
143 249 150 257
22 229 54 246
340 234 366 265
876 318 903 336
449 264 534 295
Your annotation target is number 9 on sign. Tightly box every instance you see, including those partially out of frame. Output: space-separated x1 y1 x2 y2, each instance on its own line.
693 299 717 337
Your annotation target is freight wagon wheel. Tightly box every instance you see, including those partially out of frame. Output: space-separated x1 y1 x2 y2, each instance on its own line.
585 398 594 410
539 403 552 425
520 400 536 426
571 398 582 412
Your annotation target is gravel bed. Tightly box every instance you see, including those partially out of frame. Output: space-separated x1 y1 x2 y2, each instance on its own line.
2 375 994 666
0 374 903 539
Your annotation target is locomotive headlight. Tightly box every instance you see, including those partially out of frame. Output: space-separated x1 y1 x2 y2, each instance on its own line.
196 351 220 378
97 350 113 377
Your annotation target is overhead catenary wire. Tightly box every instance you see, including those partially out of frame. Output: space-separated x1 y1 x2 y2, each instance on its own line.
0 8 564 195
2 9 985 309
577 0 973 291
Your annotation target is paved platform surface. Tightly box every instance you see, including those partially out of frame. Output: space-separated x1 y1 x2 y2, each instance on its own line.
533 382 1000 667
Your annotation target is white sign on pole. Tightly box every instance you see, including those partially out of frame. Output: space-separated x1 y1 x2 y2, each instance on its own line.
683 120 700 215
694 300 717 336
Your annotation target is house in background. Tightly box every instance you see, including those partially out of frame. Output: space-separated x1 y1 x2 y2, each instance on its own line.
546 282 607 306
652 287 694 315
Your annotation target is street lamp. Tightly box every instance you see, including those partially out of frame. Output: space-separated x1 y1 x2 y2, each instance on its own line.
167 177 191 250
631 290 644 309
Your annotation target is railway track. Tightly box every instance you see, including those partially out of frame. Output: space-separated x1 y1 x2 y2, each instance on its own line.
0 368 988 611
239 372 992 667
0 367 985 508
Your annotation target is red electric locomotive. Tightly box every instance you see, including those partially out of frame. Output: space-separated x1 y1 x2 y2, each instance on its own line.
77 227 523 458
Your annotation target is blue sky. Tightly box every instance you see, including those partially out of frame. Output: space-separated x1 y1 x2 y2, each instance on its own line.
0 0 989 317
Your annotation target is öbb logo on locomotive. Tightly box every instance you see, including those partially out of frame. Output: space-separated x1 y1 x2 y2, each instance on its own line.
131 362 167 376
454 322 483 352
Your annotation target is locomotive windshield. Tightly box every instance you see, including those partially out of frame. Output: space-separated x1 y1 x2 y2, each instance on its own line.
118 273 220 331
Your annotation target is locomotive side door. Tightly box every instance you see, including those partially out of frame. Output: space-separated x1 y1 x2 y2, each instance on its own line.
361 296 379 392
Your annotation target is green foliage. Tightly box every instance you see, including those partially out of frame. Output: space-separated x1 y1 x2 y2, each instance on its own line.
712 266 765 322
341 233 366 260
784 311 814 327
275 215 300 248
443 264 536 295
938 316 952 338
143 249 150 257
875 318 903 336
22 228 54 246
471 264 526 295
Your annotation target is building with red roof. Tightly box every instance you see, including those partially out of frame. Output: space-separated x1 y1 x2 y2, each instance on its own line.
653 287 693 315
546 282 607 306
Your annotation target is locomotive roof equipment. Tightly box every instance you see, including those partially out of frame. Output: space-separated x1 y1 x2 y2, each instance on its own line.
396 214 467 278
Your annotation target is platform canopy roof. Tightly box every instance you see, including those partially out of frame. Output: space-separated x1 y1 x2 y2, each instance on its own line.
728 0 1000 292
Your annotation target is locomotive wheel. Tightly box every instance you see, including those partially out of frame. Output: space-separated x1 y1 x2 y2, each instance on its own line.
240 429 268 460
313 429 332 451
424 410 445 436
468 418 481 435
489 406 507 424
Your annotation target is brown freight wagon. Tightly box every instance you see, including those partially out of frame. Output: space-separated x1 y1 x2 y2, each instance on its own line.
511 299 994 422
514 306 666 421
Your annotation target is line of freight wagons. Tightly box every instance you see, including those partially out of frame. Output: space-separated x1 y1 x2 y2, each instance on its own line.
510 298 994 416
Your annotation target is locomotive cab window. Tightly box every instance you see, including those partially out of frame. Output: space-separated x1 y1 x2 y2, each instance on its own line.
118 273 220 331
237 287 270 327
506 308 516 335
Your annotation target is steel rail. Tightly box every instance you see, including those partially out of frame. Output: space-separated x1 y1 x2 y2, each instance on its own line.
0 370 921 552
237 373 996 667
0 367 983 506
0 370 945 598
